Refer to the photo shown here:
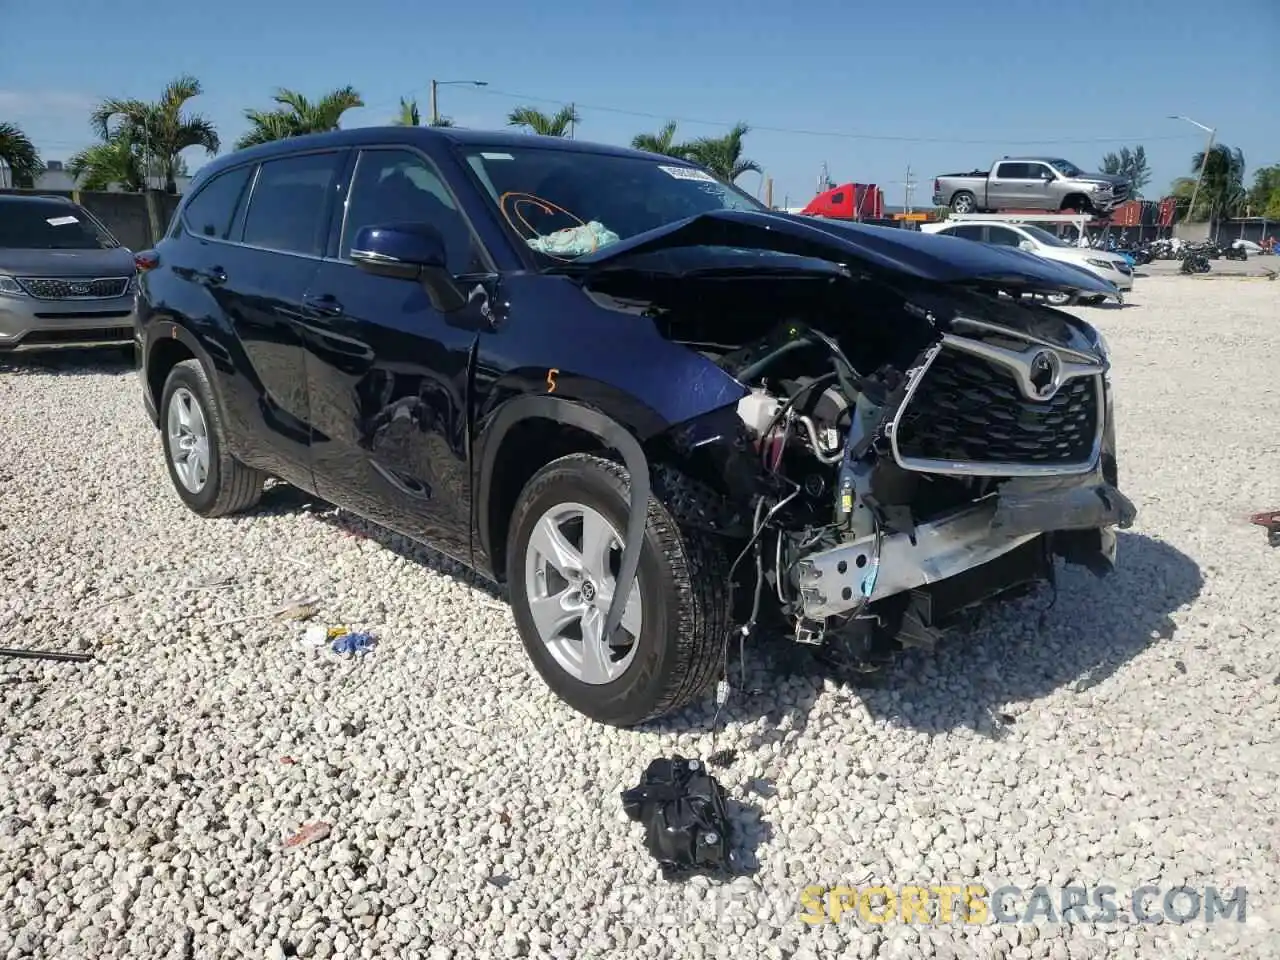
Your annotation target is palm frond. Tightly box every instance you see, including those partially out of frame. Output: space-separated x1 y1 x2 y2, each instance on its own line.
0 122 42 187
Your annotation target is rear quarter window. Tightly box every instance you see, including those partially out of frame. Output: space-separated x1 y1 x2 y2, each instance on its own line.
181 165 253 240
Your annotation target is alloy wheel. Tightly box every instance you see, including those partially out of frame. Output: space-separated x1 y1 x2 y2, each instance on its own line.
523 501 643 685
166 386 210 493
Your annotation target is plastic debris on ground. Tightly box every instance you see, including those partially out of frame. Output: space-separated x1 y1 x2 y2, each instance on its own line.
332 631 376 656
526 221 620 257
283 821 331 850
621 756 737 882
273 596 321 622
1248 510 1280 547
295 625 377 656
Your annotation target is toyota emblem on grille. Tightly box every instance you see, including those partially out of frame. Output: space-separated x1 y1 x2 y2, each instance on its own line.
69 282 90 295
1027 349 1062 400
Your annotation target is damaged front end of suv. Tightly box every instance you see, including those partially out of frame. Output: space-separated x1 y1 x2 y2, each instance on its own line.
576 210 1136 670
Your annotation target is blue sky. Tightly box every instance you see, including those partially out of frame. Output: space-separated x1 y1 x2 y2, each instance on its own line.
3 0 1277 206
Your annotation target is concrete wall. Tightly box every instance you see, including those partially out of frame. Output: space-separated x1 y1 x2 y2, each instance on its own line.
0 188 181 251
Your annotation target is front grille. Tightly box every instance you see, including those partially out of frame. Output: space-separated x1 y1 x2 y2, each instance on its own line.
17 277 130 300
894 346 1099 468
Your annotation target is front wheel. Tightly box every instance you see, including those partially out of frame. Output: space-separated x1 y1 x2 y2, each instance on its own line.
506 454 730 727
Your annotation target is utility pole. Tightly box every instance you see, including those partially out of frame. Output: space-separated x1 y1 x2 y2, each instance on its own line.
429 79 488 127
569 103 576 140
1169 115 1215 225
904 163 917 215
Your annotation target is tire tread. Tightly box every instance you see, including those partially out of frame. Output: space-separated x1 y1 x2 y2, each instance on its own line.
512 453 732 724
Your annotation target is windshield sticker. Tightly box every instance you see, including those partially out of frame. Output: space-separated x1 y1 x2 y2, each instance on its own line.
46 215 80 226
480 152 514 161
659 165 716 183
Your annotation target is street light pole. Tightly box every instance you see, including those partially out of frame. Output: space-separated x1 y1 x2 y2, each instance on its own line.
1169 115 1215 224
428 79 488 127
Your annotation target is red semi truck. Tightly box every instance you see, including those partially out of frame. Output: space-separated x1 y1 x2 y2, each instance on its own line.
800 182 885 220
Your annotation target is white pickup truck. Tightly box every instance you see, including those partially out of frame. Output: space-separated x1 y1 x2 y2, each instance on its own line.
932 157 1131 215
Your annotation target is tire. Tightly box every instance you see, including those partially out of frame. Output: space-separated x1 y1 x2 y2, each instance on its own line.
950 192 977 214
1061 196 1094 216
506 453 730 727
159 358 265 517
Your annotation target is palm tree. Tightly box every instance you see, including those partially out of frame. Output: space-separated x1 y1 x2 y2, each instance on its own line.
68 134 145 192
395 97 421 126
89 75 219 193
0 122 42 187
507 105 579 137
682 122 761 183
631 121 688 159
393 96 453 128
236 86 364 150
1188 143 1247 221
1100 145 1151 197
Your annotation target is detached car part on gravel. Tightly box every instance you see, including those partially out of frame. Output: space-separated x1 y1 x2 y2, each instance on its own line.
135 127 1135 727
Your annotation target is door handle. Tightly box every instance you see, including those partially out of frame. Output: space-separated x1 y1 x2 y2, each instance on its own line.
302 293 344 317
202 266 227 285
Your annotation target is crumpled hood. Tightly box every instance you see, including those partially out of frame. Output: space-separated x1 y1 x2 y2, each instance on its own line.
573 210 1117 298
0 247 136 278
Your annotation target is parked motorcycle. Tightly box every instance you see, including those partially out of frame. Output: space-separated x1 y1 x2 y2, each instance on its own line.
1224 244 1248 261
1180 251 1211 274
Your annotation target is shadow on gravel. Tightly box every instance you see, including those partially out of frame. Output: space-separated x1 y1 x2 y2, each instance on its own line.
308 506 507 602
650 532 1201 741
827 531 1203 735
0 347 135 376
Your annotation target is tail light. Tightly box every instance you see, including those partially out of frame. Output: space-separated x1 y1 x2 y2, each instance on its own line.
933 178 940 192
134 250 160 272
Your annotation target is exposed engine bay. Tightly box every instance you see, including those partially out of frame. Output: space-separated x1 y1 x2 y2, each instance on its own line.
592 259 1138 668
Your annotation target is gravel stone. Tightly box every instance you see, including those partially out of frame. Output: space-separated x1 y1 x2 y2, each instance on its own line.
0 277 1278 958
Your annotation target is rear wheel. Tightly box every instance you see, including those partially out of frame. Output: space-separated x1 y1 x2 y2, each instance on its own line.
950 191 977 214
506 454 730 727
160 359 265 517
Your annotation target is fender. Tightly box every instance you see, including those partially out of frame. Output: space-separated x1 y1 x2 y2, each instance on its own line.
477 394 650 647
141 316 275 474
142 318 225 424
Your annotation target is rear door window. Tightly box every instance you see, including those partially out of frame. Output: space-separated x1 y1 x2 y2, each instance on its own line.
994 162 1030 179
181 165 253 239
241 152 344 256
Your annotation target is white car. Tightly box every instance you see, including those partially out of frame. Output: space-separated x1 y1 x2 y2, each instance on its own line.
921 220 1133 296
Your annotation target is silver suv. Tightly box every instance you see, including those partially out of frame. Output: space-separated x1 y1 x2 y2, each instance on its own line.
0 195 138 354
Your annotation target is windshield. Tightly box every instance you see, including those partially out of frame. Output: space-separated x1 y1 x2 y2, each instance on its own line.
1049 159 1083 177
0 200 119 250
1019 225 1073 248
460 146 763 260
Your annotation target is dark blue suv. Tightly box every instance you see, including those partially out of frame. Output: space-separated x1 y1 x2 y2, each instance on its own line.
136 127 1133 726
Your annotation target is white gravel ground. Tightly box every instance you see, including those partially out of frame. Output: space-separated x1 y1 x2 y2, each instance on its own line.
1 275 1278 960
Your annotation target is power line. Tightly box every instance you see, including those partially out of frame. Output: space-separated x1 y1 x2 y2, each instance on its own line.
453 85 1199 146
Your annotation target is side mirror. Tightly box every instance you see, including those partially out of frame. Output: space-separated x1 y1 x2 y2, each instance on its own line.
350 223 465 313
1018 239 1035 252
